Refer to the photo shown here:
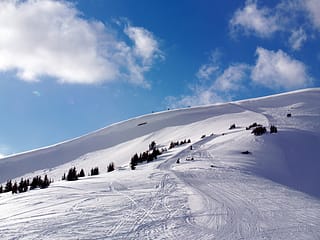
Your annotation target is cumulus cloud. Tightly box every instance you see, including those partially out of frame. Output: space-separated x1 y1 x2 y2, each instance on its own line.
0 0 162 86
251 47 311 89
214 64 250 91
230 0 279 37
289 28 307 51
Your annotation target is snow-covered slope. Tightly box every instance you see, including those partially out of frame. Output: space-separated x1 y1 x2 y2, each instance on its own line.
0 88 320 239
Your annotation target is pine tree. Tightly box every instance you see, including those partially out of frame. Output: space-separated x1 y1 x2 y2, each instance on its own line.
270 125 278 133
107 162 115 172
12 182 18 194
5 180 12 192
90 167 99 176
41 175 50 188
78 169 85 178
67 167 78 181
0 185 3 193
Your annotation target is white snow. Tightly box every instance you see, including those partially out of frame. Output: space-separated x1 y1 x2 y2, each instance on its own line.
0 88 320 239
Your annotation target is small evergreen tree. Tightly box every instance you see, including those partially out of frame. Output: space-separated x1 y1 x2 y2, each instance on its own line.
90 167 99 176
12 182 18 194
41 175 50 188
78 169 85 178
270 125 278 133
5 180 12 192
107 162 115 172
0 185 3 193
149 141 156 151
229 124 236 130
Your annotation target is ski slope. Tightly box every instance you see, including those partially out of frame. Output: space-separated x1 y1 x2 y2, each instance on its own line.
0 88 320 239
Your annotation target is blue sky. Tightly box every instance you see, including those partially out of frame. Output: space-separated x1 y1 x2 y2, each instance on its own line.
0 0 319 156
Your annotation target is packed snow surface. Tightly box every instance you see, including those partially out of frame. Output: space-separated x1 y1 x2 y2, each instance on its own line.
0 88 320 239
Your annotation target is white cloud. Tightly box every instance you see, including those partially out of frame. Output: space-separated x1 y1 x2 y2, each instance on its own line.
304 0 320 30
214 64 250 91
124 25 162 64
251 47 311 89
230 0 279 37
0 0 162 86
196 64 218 80
289 28 307 51
166 87 224 109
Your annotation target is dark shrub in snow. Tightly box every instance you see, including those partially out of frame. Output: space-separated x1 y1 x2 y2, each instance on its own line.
251 126 267 136
107 162 115 172
246 122 262 130
241 151 252 154
270 125 278 133
287 113 292 117
229 124 236 130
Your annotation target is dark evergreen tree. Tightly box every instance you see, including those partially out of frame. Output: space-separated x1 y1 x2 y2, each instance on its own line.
67 167 78 181
229 124 236 130
5 180 12 192
107 162 115 172
30 176 43 190
41 175 50 188
0 185 2 193
149 141 156 151
90 167 99 176
62 173 66 180
18 178 28 193
270 125 278 133
12 182 18 194
78 169 85 178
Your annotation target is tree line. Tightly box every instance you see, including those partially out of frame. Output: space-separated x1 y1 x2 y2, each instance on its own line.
0 174 52 195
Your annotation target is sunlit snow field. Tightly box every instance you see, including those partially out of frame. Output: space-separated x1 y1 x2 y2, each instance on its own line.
1 89 320 239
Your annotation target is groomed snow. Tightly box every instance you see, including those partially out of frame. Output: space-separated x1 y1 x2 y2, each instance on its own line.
0 88 320 239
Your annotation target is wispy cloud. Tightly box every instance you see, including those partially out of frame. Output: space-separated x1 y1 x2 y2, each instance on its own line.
230 0 279 37
251 47 311 89
0 0 162 86
289 28 307 51
167 47 311 108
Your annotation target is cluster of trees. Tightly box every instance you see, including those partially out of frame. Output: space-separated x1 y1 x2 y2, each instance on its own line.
62 163 115 181
107 162 115 172
251 125 278 136
62 167 85 181
252 126 267 136
130 141 163 170
168 139 191 149
0 175 51 195
90 167 99 176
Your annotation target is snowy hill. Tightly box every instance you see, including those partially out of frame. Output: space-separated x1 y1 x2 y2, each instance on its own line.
0 88 320 239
